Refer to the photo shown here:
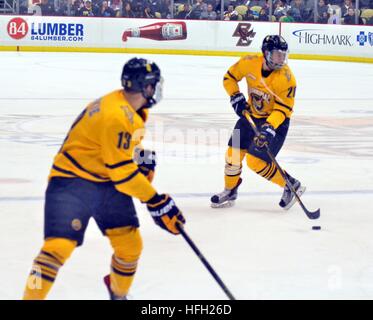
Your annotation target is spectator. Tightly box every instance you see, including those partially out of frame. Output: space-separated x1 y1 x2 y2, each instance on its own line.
72 0 84 16
142 5 155 18
97 0 116 17
341 0 354 18
288 7 302 21
212 0 223 15
224 5 239 20
176 3 192 19
317 0 329 22
258 7 270 20
160 0 172 18
273 0 289 20
318 11 330 23
132 1 144 18
190 0 206 19
343 8 364 24
122 2 136 18
78 0 95 16
260 0 271 16
200 3 218 19
281 7 296 21
328 8 342 23
243 7 256 20
291 0 312 22
37 0 56 16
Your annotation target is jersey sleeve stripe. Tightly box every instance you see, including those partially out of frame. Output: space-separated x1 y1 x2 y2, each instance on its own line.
112 170 140 185
226 71 238 81
105 160 134 169
63 151 108 181
274 100 293 111
52 165 78 177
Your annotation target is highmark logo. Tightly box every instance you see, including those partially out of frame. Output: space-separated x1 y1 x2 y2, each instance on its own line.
292 29 353 46
7 17 84 42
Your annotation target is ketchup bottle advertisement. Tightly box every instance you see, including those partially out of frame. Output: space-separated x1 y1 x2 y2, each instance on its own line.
122 21 187 42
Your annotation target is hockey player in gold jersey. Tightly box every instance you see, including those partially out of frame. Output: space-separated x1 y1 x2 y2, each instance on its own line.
211 35 305 209
23 58 185 300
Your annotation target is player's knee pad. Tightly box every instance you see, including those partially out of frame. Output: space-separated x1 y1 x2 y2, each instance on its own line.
106 227 143 262
225 147 246 176
224 163 242 177
41 238 77 264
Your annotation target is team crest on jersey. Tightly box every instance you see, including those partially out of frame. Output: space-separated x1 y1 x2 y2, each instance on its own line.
249 88 271 114
121 106 134 124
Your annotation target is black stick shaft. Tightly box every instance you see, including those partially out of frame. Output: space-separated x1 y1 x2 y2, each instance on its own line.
177 225 236 300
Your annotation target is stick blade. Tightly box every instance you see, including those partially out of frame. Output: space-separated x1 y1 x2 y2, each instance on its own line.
307 208 321 220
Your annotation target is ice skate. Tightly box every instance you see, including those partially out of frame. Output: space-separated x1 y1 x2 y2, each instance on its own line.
103 275 127 300
279 176 306 210
211 178 242 208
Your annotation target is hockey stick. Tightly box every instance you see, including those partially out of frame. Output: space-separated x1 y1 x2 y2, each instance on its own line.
176 223 236 300
243 110 320 220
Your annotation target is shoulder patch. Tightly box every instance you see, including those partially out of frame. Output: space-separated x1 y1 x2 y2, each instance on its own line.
87 99 101 117
284 69 291 82
121 105 134 125
243 55 257 61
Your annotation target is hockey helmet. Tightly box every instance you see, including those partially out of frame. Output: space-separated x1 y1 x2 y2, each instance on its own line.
261 35 289 70
121 58 163 108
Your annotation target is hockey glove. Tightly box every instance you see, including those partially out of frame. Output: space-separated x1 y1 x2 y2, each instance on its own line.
230 92 249 117
146 194 185 235
134 148 156 183
254 123 276 149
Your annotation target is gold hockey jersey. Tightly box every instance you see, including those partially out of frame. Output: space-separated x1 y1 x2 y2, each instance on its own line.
224 55 297 129
49 89 156 202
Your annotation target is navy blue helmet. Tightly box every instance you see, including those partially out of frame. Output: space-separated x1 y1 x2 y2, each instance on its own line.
121 58 162 108
261 35 289 70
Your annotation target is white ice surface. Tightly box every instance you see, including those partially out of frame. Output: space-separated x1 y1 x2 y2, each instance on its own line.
1 52 373 300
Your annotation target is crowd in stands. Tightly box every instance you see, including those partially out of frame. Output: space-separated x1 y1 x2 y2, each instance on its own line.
14 0 373 25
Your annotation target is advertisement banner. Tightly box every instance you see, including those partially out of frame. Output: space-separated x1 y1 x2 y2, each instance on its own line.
0 15 275 54
0 15 372 62
281 23 373 59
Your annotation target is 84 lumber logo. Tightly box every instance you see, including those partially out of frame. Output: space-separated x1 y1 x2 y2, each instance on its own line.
232 23 256 47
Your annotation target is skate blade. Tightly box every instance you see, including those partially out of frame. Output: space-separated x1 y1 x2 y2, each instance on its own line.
282 186 306 211
211 200 235 209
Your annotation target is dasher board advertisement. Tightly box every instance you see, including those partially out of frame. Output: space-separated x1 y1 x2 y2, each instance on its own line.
281 23 373 59
0 15 274 53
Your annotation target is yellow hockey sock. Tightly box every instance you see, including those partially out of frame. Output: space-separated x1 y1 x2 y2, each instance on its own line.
224 147 246 190
23 238 76 300
106 227 143 298
246 154 286 187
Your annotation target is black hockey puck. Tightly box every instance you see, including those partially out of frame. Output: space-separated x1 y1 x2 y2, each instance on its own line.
312 226 321 230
